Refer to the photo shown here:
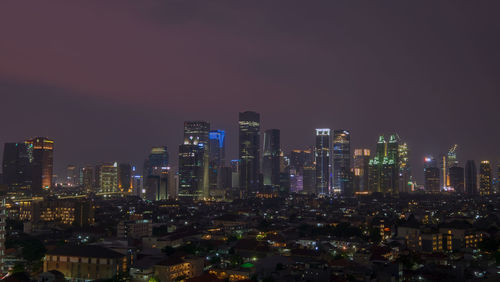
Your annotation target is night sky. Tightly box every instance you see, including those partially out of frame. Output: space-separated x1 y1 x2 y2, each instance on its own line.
1 1 499 182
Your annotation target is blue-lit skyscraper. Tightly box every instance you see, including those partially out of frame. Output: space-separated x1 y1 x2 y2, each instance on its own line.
332 129 351 195
209 130 226 191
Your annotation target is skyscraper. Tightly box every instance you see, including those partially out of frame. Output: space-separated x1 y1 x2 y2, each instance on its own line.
353 149 370 194
381 134 399 195
209 130 225 191
315 128 330 195
289 149 314 193
179 121 210 199
80 166 94 192
98 162 118 194
26 137 54 194
262 129 281 191
66 165 78 186
239 111 260 196
144 146 169 177
398 142 411 193
465 160 477 195
449 165 465 193
368 135 386 193
118 163 132 194
479 160 492 196
2 142 33 193
332 130 351 195
424 157 440 193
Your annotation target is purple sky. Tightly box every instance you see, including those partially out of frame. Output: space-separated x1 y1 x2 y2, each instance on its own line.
1 1 499 181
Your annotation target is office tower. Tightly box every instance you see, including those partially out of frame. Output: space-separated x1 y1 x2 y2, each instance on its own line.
118 163 132 194
315 128 330 195
184 121 210 198
424 157 440 193
144 146 169 177
66 165 78 186
2 142 33 193
353 149 370 194
369 135 387 193
449 165 465 193
381 134 399 195
479 161 492 195
262 129 281 191
145 169 169 201
209 130 225 191
446 145 458 187
178 143 204 199
497 164 500 194
289 149 314 193
80 166 94 192
131 166 144 197
398 142 411 193
25 137 54 194
98 162 118 193
303 165 316 194
465 160 477 195
231 160 240 189
239 111 260 196
332 130 351 195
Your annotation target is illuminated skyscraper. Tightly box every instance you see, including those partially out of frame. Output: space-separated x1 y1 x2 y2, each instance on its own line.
209 130 225 191
424 156 440 193
381 134 399 195
465 160 477 195
479 160 492 195
368 135 386 193
315 128 330 195
353 149 370 194
289 149 314 193
239 111 260 196
98 162 118 194
398 142 411 193
262 129 281 191
144 146 169 177
25 137 54 194
184 121 210 198
332 130 351 195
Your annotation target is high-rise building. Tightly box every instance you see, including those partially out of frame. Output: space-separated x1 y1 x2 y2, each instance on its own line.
289 149 314 193
66 165 78 186
381 134 399 195
209 130 225 191
98 162 118 194
315 128 330 195
449 165 465 193
497 164 500 194
26 137 54 194
332 130 351 195
465 160 477 195
80 166 94 192
398 142 411 193
239 111 260 196
178 143 204 199
262 129 281 191
144 146 169 177
479 160 492 196
178 121 210 199
353 149 370 194
424 157 440 193
118 163 132 194
369 136 386 193
303 165 316 195
2 142 33 193
446 145 459 188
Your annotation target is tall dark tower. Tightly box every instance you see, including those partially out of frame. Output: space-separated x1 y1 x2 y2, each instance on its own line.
26 137 54 194
118 163 132 194
2 142 33 193
449 165 465 193
209 130 226 191
183 121 210 199
465 160 477 195
479 160 492 196
238 111 260 196
262 129 281 191
424 156 440 193
368 135 386 193
332 130 351 195
315 128 330 195
353 149 370 194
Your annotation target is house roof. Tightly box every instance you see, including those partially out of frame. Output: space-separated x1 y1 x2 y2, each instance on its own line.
46 245 125 259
